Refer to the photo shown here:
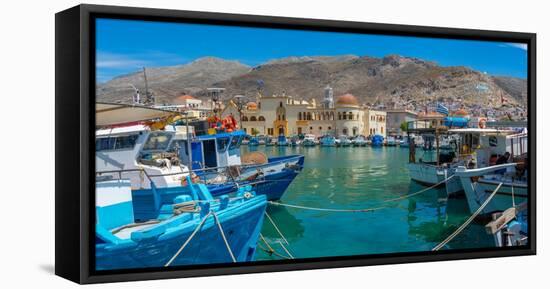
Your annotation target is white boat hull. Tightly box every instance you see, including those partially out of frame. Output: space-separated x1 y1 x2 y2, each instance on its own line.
455 164 528 215
407 163 463 196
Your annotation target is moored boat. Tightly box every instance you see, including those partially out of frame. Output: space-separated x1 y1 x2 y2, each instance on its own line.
385 136 397 146
302 134 316 147
96 102 304 201
320 135 336 147
95 177 267 270
338 135 352 147
352 135 367 147
370 135 384 147
455 163 528 216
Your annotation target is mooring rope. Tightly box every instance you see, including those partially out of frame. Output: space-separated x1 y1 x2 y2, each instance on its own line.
212 211 237 263
432 182 503 251
265 212 289 244
258 235 292 260
277 240 295 259
165 212 211 267
268 175 455 213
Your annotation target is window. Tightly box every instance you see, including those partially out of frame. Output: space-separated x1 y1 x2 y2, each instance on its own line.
328 126 331 130
96 134 140 151
319 126 322 131
258 116 265 121
298 127 302 134
142 132 173 151
267 128 274 136
242 116 248 121
298 112 302 120
217 137 230 152
229 135 243 150
381 127 384 134
250 116 257 121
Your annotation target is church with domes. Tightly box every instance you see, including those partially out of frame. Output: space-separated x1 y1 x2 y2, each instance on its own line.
222 86 387 138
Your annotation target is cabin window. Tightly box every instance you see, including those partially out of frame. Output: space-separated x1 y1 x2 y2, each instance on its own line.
229 135 243 150
96 134 139 151
217 137 230 152
142 132 173 152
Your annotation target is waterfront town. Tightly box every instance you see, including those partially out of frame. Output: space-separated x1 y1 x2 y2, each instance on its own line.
152 85 527 138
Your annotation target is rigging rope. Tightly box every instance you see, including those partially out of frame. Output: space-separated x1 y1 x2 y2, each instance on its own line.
432 182 503 251
265 212 289 245
268 175 456 213
165 212 211 267
212 211 237 263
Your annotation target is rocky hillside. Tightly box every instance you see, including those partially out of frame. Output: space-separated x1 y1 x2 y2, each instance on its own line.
96 57 251 104
96 55 527 109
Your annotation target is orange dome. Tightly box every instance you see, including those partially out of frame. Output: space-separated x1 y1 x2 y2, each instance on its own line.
336 93 359 106
174 95 196 103
246 102 258 110
453 109 469 116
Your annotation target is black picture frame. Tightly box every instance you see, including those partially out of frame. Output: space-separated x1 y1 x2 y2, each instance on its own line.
55 4 536 284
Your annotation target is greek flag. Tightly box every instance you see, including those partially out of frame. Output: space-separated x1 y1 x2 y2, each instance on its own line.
436 103 449 115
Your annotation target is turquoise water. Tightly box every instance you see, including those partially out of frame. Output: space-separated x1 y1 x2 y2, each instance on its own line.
241 145 494 261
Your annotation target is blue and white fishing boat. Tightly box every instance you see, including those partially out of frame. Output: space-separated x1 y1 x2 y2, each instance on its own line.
352 135 367 147
385 136 397 146
265 137 276 146
95 103 304 201
276 135 288 146
96 177 267 270
302 134 316 147
320 135 336 147
371 135 384 147
248 136 260 147
289 135 301 146
337 135 352 147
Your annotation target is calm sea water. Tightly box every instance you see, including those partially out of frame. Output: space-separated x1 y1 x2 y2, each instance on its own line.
241 145 494 261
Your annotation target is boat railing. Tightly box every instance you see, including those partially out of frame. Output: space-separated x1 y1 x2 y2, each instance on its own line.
455 163 519 177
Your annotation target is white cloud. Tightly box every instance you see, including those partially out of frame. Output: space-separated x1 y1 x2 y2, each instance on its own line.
96 52 149 69
506 43 528 51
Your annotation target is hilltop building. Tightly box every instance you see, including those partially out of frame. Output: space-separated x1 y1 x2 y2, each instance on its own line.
222 89 387 138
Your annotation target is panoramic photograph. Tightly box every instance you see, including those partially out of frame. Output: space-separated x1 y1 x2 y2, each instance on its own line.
94 18 529 271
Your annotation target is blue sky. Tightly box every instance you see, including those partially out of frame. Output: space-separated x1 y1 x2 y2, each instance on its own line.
96 18 528 83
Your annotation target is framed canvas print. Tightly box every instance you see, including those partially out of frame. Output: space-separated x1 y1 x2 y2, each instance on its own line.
55 4 536 284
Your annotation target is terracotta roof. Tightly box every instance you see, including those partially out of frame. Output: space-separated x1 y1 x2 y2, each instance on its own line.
246 102 258 110
174 95 196 104
453 109 469 116
335 93 359 106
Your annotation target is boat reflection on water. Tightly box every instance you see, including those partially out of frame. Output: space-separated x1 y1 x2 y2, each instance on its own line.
404 181 493 250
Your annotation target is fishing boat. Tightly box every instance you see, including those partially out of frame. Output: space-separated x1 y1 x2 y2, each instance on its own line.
406 120 526 197
248 136 260 147
265 137 276 146
277 135 288 146
96 102 304 201
405 121 462 196
371 135 384 147
320 135 336 147
258 135 266 145
484 202 528 247
455 162 528 216
302 134 316 147
289 135 301 146
337 135 352 147
352 135 367 147
95 176 267 270
385 136 397 146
